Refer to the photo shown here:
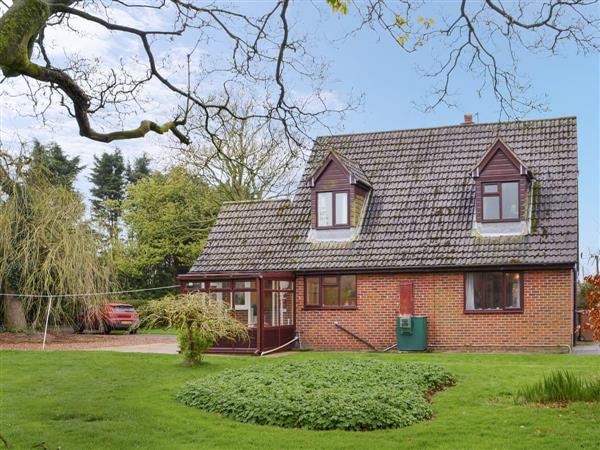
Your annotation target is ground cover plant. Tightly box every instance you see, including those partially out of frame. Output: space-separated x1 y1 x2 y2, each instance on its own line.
177 359 455 430
1 351 599 449
517 370 600 404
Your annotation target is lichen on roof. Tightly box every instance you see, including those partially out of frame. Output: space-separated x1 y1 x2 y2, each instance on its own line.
190 117 578 273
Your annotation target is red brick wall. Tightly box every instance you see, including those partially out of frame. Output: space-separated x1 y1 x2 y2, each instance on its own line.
295 270 574 352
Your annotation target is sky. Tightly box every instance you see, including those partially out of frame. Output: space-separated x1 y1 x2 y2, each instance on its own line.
1 1 598 275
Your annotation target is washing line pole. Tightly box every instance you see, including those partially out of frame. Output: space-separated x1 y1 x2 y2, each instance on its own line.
0 285 180 350
42 295 53 351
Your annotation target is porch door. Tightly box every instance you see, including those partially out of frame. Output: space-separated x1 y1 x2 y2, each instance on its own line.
261 278 295 351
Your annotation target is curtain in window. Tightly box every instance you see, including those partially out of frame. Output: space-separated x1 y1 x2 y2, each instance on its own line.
465 273 475 310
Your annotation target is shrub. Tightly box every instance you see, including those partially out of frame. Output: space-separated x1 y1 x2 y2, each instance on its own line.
139 293 248 365
577 281 594 310
517 370 600 404
177 359 455 431
117 297 151 311
584 274 600 340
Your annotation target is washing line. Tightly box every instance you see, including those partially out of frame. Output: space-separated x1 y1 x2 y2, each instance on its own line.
0 284 180 298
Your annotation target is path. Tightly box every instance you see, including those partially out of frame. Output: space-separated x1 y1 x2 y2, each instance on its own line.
572 342 600 355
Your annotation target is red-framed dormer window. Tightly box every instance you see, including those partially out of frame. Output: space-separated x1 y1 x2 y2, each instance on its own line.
316 190 349 228
482 181 520 222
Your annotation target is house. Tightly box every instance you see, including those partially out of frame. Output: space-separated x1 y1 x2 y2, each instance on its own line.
179 116 578 353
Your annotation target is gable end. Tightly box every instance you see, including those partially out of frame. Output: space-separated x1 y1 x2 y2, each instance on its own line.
473 139 530 179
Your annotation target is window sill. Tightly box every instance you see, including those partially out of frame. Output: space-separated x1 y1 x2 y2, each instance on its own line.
480 219 521 223
464 309 523 314
303 306 357 311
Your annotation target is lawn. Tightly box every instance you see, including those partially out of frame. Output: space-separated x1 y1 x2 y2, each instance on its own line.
1 351 598 450
136 328 179 335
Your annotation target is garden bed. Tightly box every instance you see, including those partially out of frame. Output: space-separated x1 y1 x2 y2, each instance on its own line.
177 359 455 431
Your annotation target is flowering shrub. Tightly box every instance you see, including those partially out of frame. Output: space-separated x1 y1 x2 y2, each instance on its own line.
177 359 455 431
584 275 600 341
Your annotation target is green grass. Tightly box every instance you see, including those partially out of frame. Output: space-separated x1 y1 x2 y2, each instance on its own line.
1 351 599 449
517 370 600 404
137 328 179 335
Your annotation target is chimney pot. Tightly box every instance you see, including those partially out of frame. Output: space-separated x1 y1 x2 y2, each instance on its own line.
463 114 473 124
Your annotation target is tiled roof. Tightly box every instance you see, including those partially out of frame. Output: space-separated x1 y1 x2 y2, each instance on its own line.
335 151 371 187
190 117 578 273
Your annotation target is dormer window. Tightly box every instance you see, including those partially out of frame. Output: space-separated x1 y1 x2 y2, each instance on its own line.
482 181 519 221
308 150 371 241
317 191 349 228
472 139 532 233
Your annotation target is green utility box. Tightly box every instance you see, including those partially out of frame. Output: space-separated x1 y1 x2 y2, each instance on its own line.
396 315 428 351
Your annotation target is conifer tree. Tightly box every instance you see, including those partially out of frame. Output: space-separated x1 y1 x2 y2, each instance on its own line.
89 150 126 242
29 140 83 190
126 153 152 184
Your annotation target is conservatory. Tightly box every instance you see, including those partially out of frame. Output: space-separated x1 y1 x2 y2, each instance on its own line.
177 272 295 354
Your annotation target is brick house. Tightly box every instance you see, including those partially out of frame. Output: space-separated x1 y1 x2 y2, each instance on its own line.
179 117 578 353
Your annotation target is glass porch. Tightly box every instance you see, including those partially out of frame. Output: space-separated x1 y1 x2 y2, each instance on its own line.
179 273 295 354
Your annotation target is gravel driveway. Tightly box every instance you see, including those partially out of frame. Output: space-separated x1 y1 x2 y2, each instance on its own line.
0 330 176 352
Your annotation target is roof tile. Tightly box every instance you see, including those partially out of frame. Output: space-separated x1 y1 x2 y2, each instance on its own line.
191 117 578 273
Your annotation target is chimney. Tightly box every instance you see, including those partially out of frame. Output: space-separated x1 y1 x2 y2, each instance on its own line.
462 114 473 125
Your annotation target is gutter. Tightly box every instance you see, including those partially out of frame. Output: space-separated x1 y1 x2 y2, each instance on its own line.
177 271 294 280
295 262 578 276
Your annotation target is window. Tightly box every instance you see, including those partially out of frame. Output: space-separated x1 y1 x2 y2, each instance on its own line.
233 280 256 289
186 281 205 290
305 275 357 308
501 182 519 219
317 192 333 226
316 191 349 228
335 192 348 225
209 280 231 290
264 279 295 326
266 280 294 290
482 182 520 221
306 277 320 306
465 272 522 312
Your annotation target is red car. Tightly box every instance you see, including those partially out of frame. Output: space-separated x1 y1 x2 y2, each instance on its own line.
74 303 140 334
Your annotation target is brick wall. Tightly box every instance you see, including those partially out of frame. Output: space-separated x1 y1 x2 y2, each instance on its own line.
295 270 574 352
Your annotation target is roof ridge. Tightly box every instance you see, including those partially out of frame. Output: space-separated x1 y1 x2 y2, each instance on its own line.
315 116 577 140
221 198 290 205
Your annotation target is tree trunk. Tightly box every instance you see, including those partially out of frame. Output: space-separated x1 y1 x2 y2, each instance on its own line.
3 285 27 329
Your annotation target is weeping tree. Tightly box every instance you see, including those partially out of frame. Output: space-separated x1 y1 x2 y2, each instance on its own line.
140 293 249 365
0 149 114 329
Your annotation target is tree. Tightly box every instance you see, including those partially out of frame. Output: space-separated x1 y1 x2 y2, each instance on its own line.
578 281 595 310
117 166 220 290
0 0 345 147
0 149 113 329
140 293 249 365
126 154 152 184
29 139 83 190
179 103 299 201
89 149 126 242
583 275 600 341
3 1 596 148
